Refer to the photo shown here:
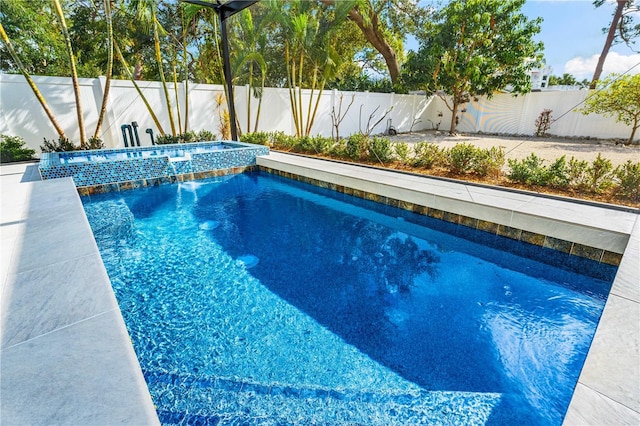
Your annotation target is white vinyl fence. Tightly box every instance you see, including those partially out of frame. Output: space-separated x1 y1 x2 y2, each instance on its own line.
0 74 635 153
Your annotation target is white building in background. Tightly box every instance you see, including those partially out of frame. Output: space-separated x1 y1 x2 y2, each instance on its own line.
530 65 553 90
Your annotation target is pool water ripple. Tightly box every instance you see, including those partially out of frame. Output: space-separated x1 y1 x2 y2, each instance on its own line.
82 172 613 425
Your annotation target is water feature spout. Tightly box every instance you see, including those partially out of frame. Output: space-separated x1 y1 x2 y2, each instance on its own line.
146 128 155 145
121 124 134 148
131 121 141 146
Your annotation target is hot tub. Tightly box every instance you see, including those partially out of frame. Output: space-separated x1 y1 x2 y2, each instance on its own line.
38 141 269 192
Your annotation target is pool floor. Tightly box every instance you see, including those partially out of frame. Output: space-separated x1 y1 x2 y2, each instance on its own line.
82 172 614 425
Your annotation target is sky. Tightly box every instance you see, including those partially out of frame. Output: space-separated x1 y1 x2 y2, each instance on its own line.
407 0 640 81
521 0 640 80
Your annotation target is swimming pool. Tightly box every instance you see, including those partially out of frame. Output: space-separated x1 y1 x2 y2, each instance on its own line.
82 171 614 425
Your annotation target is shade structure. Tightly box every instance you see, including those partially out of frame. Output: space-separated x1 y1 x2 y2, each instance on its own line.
181 0 259 141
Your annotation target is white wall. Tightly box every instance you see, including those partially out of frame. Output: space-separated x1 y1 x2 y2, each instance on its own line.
433 91 633 140
0 74 635 153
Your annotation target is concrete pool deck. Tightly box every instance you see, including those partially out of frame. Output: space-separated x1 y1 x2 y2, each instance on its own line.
0 162 159 425
1 155 638 424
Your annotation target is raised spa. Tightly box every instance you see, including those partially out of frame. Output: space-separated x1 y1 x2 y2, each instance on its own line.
38 141 269 188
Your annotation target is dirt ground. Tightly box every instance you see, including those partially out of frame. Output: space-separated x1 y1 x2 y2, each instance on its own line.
389 130 640 166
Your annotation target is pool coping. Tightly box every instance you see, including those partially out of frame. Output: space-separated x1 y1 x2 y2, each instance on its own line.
0 163 160 425
1 154 638 424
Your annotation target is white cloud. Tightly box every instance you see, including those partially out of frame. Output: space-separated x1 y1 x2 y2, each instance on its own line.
564 52 640 80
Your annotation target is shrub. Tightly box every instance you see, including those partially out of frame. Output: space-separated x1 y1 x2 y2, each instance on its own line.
473 146 505 177
546 156 570 188
412 142 444 169
270 131 296 150
345 133 369 161
535 109 553 137
310 136 333 154
507 153 547 185
86 137 104 150
155 134 180 145
393 142 411 165
240 131 270 145
329 139 347 158
585 154 615 194
136 130 220 145
196 130 216 141
0 135 36 163
181 130 197 143
567 157 589 189
368 136 393 163
615 160 640 201
295 136 314 153
447 142 478 174
41 136 76 152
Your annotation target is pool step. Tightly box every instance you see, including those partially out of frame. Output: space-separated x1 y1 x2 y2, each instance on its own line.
144 370 501 425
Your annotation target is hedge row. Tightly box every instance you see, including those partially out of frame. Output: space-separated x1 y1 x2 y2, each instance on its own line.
2 132 636 202
241 131 640 202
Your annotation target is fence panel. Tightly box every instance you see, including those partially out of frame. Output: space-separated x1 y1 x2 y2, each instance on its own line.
1 74 636 153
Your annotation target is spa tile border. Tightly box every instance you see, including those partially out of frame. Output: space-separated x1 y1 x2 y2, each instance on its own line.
77 165 258 196
40 142 269 187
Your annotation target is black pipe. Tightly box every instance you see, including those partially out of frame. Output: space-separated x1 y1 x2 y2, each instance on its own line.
125 125 134 148
131 121 141 146
146 128 155 145
120 124 133 148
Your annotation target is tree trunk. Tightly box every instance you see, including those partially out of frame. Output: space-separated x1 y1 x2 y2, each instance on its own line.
133 60 143 80
319 0 401 84
94 0 114 140
54 0 86 147
115 41 165 135
449 100 459 135
152 7 176 136
590 0 626 89
254 72 265 132
628 119 638 145
247 62 253 133
0 22 67 139
173 64 183 135
182 38 189 133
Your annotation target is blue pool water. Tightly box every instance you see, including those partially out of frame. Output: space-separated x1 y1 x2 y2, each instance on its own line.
82 172 614 425
59 142 236 164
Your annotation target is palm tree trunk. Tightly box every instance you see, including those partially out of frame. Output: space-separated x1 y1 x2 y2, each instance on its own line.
590 0 626 89
182 14 189 133
173 63 183 135
307 78 326 137
115 41 165 135
298 51 305 136
183 67 189 133
254 72 265 132
247 62 253 133
151 5 176 135
94 0 114 140
53 0 86 147
305 66 318 136
0 22 67 139
285 43 300 137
